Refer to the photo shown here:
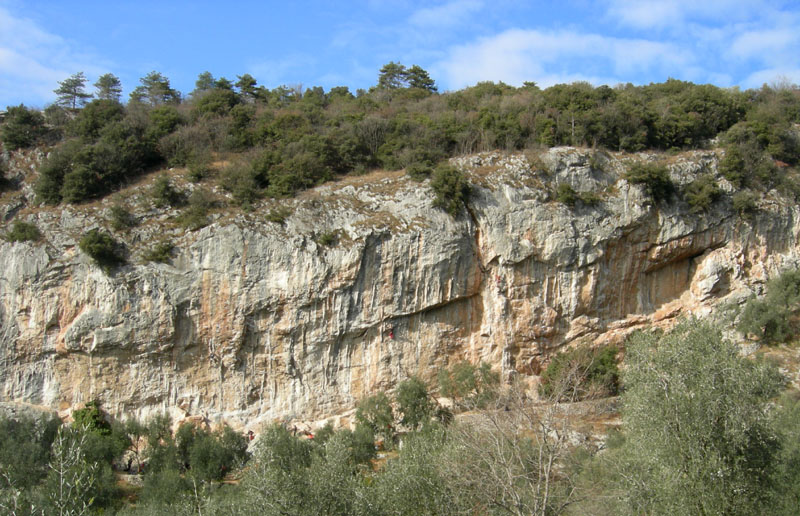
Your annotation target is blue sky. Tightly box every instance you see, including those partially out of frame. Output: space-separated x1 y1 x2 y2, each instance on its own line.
1 0 799 108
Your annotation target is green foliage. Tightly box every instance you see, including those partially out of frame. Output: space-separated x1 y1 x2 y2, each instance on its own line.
266 206 291 224
144 414 179 475
193 88 240 118
4 220 41 243
139 467 190 508
348 424 377 465
43 425 102 515
430 164 470 216
733 189 758 217
219 161 260 208
0 157 8 192
377 62 437 93
368 428 454 516
255 423 314 472
619 320 783 515
186 153 212 182
683 173 722 213
406 161 433 181
176 423 249 482
1 104 47 150
772 392 800 515
142 241 174 263
539 344 619 400
437 361 499 409
355 392 394 443
130 71 180 106
738 268 800 344
719 145 746 186
72 400 112 436
0 413 60 490
556 182 578 206
78 229 125 268
147 105 183 141
150 174 183 207
624 162 675 202
109 203 137 230
396 376 433 430
94 73 122 102
36 111 159 204
317 230 337 247
179 189 213 230
69 99 124 140
54 72 92 109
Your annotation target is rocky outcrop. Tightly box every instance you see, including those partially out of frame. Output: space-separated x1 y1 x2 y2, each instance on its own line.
1 148 797 428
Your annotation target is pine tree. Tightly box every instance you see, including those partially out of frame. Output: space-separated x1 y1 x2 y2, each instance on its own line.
93 73 122 102
54 72 92 109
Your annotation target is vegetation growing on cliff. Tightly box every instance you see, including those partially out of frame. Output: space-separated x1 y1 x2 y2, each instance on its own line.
3 68 800 217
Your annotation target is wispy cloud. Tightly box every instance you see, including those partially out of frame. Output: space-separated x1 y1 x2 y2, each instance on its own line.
438 29 689 89
742 68 800 89
0 6 108 106
605 0 762 30
728 28 800 63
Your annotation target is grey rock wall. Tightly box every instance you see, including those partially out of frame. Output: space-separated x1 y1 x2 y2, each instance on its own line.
1 148 797 429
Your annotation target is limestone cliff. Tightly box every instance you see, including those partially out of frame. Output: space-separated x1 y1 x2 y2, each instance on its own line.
0 148 797 428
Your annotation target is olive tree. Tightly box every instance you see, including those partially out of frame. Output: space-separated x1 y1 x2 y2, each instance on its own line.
619 320 783 515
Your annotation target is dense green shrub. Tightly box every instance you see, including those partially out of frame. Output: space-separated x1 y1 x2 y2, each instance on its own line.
738 268 800 344
539 344 619 400
437 361 499 409
624 162 675 202
0 157 7 186
406 161 433 181
619 320 783 515
396 376 433 430
175 423 248 482
0 413 60 489
36 113 160 204
4 220 42 242
69 99 125 140
150 174 183 207
219 162 260 208
35 139 83 204
78 229 125 268
355 392 394 443
186 153 213 182
556 183 578 206
430 164 470 216
719 145 746 187
142 241 173 263
733 190 758 217
109 203 137 230
317 230 337 246
147 105 183 141
266 206 291 224
684 173 722 213
1 104 47 150
72 400 112 436
179 189 213 230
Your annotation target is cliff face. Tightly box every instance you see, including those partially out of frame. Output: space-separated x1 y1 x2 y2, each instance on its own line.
1 148 797 428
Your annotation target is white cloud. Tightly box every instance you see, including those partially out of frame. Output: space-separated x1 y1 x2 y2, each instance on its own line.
409 0 483 27
605 0 769 30
438 28 689 89
742 68 800 89
0 6 108 106
728 28 800 62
